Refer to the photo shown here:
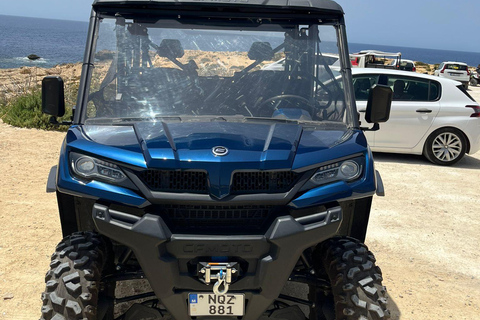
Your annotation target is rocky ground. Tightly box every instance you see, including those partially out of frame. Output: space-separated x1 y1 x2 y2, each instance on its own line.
0 71 479 319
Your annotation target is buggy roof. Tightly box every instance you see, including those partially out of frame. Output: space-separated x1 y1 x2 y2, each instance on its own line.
92 0 344 15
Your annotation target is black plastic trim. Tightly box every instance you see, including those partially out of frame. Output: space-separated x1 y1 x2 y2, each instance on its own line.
375 170 385 197
46 166 57 193
93 203 342 320
124 168 315 206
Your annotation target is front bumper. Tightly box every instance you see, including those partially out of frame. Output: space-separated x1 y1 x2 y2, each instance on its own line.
93 203 342 320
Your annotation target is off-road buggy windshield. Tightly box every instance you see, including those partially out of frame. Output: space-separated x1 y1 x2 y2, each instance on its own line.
85 16 348 125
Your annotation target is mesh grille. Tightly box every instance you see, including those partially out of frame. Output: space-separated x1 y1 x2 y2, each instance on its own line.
231 171 298 194
138 170 208 193
162 204 275 232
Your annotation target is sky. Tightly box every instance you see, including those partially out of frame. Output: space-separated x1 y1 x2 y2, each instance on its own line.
0 0 479 53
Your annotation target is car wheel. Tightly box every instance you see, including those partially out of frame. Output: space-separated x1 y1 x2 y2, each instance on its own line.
424 128 467 166
40 232 115 320
464 83 469 90
309 237 390 320
470 78 478 86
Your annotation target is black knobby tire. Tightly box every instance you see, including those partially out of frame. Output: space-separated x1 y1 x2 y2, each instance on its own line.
40 232 114 320
310 237 390 320
423 127 467 166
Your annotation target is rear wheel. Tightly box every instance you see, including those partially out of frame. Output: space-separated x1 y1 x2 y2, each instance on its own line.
423 128 467 166
309 237 390 320
40 232 115 320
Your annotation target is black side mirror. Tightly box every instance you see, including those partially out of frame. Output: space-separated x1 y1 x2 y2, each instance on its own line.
42 76 65 117
365 84 392 123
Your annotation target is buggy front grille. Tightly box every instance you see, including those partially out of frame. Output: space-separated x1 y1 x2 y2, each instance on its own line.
231 171 299 194
161 204 281 233
138 170 208 193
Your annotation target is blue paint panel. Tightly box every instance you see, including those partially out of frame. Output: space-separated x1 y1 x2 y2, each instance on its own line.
57 122 375 208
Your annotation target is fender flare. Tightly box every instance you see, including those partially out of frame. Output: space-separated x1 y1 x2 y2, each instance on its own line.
46 165 57 193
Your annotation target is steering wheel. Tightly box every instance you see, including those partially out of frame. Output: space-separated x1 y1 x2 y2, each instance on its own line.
255 74 335 119
314 77 334 110
254 94 316 116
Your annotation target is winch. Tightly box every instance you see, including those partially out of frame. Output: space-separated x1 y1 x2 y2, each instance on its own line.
197 262 239 295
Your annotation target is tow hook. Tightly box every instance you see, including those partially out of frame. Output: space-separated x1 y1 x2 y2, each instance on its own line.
198 262 239 295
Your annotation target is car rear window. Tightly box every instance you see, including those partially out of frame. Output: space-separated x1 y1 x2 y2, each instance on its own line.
446 64 468 71
456 85 476 102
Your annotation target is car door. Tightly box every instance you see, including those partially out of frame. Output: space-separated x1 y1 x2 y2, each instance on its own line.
374 75 441 150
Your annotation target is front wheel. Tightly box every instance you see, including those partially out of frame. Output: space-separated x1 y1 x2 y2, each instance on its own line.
309 237 390 320
423 128 467 166
40 232 115 320
470 78 478 86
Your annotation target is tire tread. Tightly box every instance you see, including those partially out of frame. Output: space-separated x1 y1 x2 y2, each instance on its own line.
311 237 390 320
40 232 107 320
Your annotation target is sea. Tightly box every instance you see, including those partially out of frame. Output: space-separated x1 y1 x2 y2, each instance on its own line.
1 14 479 69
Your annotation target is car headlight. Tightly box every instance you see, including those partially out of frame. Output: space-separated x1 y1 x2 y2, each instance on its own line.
310 157 364 186
70 152 126 182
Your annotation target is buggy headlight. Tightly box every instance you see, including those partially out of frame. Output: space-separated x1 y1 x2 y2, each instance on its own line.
70 152 126 182
310 157 364 186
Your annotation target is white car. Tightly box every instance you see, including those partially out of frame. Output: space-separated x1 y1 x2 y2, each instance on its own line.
353 68 480 165
434 61 470 90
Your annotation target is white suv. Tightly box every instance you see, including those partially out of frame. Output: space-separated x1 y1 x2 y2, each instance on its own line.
434 61 470 89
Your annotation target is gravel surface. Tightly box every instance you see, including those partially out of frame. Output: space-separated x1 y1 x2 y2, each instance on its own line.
0 87 479 320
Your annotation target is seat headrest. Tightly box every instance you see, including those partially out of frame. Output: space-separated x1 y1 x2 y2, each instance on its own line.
355 79 371 90
158 39 184 59
248 42 274 61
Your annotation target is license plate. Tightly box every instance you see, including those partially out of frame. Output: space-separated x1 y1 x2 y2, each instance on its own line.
189 293 244 316
449 73 460 76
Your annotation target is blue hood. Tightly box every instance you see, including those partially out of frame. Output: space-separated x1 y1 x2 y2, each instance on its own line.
78 121 366 198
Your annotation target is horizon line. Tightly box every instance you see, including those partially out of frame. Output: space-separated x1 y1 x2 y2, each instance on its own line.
1 13 479 55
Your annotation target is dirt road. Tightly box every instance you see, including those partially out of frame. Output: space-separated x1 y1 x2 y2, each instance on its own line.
1 87 480 319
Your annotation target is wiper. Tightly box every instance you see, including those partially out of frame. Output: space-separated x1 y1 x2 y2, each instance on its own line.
152 115 183 122
244 117 339 128
244 117 305 124
85 116 183 124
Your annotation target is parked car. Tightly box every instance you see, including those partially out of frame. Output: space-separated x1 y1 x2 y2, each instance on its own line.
353 68 480 165
350 50 401 69
388 59 416 72
470 71 479 87
434 61 470 90
38 1 394 319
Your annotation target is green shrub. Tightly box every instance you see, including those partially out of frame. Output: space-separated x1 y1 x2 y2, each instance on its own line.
415 61 429 67
1 88 73 131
